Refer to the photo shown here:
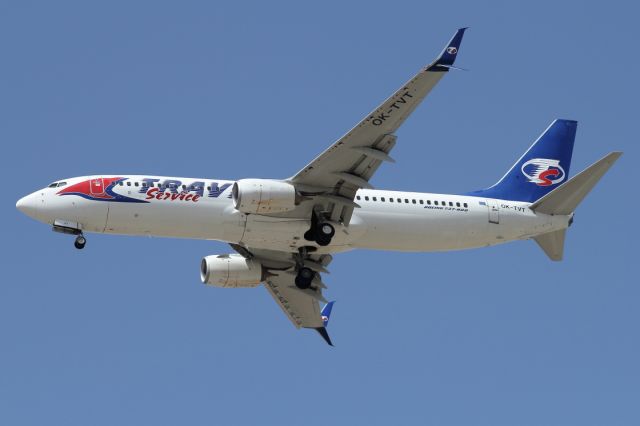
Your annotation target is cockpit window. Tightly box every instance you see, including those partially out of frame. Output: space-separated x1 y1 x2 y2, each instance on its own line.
48 181 67 188
48 183 58 188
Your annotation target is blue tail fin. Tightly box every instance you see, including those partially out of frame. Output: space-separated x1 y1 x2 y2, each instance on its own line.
467 119 577 202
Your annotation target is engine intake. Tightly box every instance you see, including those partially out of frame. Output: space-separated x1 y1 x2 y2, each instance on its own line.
232 179 296 214
200 254 264 288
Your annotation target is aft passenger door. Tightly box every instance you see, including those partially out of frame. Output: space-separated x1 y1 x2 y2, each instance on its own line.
486 199 500 224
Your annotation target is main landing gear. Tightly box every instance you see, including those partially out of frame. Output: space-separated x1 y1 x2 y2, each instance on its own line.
294 246 317 289
74 235 86 250
295 266 315 289
304 209 335 246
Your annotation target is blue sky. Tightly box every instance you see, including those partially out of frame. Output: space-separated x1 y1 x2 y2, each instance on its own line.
1 1 637 425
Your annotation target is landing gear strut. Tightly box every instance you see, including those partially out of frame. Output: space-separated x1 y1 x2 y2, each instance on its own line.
52 222 86 250
74 235 86 250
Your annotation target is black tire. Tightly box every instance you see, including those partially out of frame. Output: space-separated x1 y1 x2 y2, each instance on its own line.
316 235 331 246
74 236 86 250
317 222 335 238
303 229 316 242
295 267 315 289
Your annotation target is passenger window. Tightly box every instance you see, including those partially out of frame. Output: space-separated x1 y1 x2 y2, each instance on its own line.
134 182 139 187
126 182 131 186
119 182 124 186
449 202 453 207
397 198 401 203
442 201 446 205
356 195 361 200
389 198 394 202
464 203 468 208
207 186 211 191
365 196 369 201
372 197 377 201
412 199 416 204
419 200 423 204
427 200 431 205
182 185 187 190
456 202 460 207
142 182 148 187
405 199 409 203
381 197 385 202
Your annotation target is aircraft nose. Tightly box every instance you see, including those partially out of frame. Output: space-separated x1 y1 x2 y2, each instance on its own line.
16 193 41 219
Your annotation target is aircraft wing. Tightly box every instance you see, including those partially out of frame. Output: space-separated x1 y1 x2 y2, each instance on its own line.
289 28 467 225
264 271 333 345
230 244 335 345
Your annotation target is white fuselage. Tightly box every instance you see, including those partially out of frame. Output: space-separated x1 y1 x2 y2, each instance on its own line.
17 175 570 254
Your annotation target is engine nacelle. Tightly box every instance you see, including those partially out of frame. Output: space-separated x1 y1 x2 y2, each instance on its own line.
232 179 296 214
200 254 263 288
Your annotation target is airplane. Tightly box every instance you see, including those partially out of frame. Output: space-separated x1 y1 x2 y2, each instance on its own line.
16 29 622 346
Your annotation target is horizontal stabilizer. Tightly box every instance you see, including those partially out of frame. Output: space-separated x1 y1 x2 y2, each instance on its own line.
534 229 566 261
530 152 622 215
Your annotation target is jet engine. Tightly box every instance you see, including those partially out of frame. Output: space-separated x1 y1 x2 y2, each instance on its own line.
200 254 264 288
232 179 296 214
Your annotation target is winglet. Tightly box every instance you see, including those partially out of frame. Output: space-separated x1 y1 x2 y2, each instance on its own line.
314 327 334 346
427 27 468 72
312 301 336 346
321 301 335 327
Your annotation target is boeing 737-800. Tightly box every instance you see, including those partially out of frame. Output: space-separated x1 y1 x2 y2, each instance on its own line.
16 29 621 345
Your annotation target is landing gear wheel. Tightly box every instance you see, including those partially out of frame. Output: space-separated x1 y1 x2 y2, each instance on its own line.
316 235 331 246
295 267 315 289
304 208 336 246
314 222 334 246
74 235 86 250
317 223 335 239
303 229 316 242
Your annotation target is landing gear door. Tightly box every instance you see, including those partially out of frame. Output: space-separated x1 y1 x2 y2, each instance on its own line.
487 199 500 224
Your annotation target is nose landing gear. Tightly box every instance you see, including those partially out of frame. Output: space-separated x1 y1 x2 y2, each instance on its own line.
74 235 86 250
52 221 87 250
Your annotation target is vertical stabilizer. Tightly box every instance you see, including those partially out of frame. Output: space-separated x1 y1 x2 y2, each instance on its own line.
468 119 577 202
